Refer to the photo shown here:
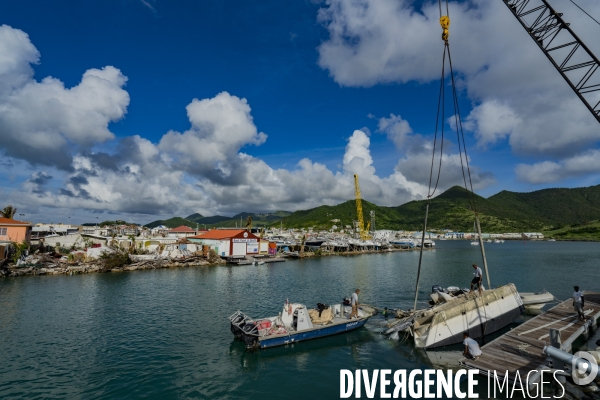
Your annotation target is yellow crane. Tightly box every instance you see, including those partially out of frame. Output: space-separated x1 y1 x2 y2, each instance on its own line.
353 174 371 241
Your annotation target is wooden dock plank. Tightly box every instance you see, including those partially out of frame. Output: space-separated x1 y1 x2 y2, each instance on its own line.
461 292 600 383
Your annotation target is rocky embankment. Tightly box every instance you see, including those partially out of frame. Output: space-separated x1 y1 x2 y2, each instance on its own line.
0 253 226 278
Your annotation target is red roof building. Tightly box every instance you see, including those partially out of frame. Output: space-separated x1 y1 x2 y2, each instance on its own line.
189 229 260 257
168 225 197 238
0 218 32 243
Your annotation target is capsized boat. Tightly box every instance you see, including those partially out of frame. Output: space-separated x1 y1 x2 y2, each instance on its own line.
229 301 372 349
385 284 524 349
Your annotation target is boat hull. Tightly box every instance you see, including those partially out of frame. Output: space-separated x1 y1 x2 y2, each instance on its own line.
258 318 368 349
414 284 523 349
520 291 554 307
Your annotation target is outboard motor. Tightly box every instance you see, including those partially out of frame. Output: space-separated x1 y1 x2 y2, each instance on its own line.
230 315 246 340
292 309 299 330
242 323 259 349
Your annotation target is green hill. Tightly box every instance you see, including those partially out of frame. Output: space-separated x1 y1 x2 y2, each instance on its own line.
185 213 231 225
144 217 196 229
146 211 293 229
276 185 600 232
276 187 524 232
487 185 600 228
277 200 399 230
143 185 600 234
206 212 293 228
391 186 551 232
544 220 600 241
184 213 204 223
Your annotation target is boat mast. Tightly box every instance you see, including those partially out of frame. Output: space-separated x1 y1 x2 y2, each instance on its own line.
475 216 491 289
413 202 430 311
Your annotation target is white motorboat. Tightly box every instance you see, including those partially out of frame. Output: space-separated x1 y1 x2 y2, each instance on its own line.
519 290 554 309
229 301 371 350
385 284 523 349
470 241 479 246
418 239 436 248
390 238 416 249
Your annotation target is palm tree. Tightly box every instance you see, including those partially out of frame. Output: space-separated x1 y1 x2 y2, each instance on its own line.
0 205 17 219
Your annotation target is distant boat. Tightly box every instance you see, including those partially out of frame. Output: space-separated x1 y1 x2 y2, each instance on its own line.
548 239 556 242
390 239 416 249
304 237 327 247
470 241 479 246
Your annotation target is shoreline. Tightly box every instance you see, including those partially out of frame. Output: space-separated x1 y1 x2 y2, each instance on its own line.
4 239 598 279
0 247 428 278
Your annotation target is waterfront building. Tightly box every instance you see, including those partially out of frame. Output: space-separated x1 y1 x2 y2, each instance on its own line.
524 232 545 239
188 229 261 257
0 218 32 243
32 223 79 238
168 225 198 238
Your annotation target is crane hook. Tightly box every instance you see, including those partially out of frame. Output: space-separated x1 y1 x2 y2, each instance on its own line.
440 16 450 42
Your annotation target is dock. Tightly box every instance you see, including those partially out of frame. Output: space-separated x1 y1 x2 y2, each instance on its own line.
461 292 600 383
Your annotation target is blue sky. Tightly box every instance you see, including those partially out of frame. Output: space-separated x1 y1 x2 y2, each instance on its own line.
0 0 599 224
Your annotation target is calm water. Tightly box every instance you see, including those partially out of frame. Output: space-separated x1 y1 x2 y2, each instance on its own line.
1 241 599 399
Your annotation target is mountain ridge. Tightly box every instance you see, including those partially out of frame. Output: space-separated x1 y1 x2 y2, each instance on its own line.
141 185 600 232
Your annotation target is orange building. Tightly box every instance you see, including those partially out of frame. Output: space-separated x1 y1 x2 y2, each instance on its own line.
0 218 32 243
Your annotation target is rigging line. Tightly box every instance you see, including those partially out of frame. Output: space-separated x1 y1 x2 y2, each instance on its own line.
414 44 447 311
431 45 447 197
445 57 474 210
569 0 600 26
438 0 450 20
428 45 447 198
447 44 478 213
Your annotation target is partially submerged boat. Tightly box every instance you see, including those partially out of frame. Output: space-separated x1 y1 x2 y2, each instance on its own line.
229 301 372 349
385 284 524 349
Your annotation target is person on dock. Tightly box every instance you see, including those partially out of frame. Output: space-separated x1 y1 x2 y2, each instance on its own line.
462 332 482 360
573 286 587 321
470 264 483 296
350 289 360 319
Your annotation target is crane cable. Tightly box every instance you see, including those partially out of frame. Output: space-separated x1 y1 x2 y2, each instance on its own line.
413 0 490 311
413 1 450 311
569 0 600 27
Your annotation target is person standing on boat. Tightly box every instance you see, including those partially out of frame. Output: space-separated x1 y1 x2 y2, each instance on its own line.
573 286 586 321
470 264 483 296
462 332 482 360
350 289 360 319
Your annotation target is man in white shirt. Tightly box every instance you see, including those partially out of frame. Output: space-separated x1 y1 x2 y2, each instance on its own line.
463 332 482 360
470 263 483 296
573 286 586 321
350 289 360 319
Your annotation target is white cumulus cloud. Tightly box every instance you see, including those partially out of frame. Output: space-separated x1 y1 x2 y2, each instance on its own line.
317 0 600 181
0 25 130 169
